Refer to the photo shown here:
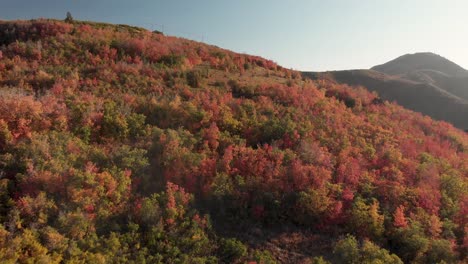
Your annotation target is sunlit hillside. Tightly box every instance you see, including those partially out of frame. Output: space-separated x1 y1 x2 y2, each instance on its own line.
0 19 467 263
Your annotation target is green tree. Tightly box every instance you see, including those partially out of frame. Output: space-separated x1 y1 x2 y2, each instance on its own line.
390 222 430 263
349 198 384 241
251 249 277 264
424 239 457 264
360 240 403 264
219 238 247 263
101 101 129 139
334 235 402 264
333 235 360 264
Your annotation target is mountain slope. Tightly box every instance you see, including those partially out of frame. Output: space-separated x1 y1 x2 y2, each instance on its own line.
402 68 468 101
303 70 468 130
374 52 468 101
0 19 467 263
304 53 468 130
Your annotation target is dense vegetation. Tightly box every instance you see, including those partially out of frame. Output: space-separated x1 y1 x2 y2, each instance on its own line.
0 19 466 263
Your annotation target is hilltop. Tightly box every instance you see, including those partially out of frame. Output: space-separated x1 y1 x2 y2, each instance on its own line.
0 19 467 263
372 52 468 77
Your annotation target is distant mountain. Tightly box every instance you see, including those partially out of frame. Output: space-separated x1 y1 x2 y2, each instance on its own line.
372 52 468 77
373 52 468 101
303 53 468 130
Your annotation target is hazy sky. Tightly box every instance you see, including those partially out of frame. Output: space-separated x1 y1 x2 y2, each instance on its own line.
1 0 467 71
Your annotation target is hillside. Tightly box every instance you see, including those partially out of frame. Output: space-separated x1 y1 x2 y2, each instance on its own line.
0 19 467 263
303 70 468 130
303 53 468 130
374 52 468 102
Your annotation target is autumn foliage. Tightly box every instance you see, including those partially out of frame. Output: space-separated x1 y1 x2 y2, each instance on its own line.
0 19 466 263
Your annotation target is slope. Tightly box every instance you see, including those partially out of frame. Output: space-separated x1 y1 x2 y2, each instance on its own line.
303 70 468 130
402 68 468 101
0 19 467 263
374 52 468 102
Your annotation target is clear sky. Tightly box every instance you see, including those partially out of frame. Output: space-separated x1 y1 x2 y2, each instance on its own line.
1 0 467 71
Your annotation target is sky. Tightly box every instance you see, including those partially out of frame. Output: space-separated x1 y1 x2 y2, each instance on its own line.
1 0 467 71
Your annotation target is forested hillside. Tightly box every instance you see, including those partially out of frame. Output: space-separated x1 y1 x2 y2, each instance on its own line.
0 19 467 263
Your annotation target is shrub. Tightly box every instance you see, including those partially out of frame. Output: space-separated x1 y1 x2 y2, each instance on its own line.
158 54 184 67
186 70 202 88
228 79 256 98
252 249 277 264
219 238 247 263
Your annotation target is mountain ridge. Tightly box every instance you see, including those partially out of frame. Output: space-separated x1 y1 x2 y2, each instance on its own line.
372 52 468 77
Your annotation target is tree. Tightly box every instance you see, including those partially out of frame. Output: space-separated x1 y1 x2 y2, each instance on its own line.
219 238 247 263
251 250 277 264
360 240 403 264
1 228 61 263
0 119 12 149
333 235 360 264
333 235 402 264
424 239 457 264
65 12 74 23
349 198 384 240
310 256 331 264
295 188 332 225
390 222 430 263
393 205 408 228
